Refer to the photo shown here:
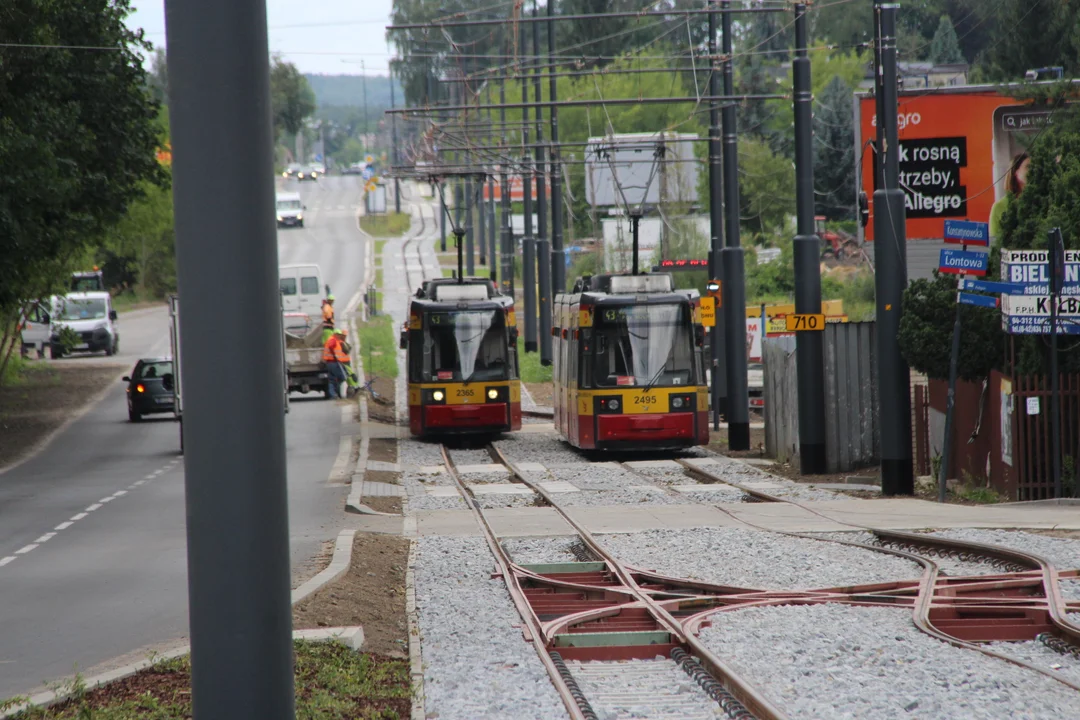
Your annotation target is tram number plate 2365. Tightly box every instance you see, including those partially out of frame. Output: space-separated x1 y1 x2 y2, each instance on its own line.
455 388 476 398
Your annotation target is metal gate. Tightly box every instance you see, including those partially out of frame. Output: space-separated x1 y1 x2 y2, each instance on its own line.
1011 374 1080 500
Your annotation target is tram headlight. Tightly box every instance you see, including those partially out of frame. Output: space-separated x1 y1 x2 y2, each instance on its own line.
672 396 684 409
607 398 620 411
432 390 445 402
487 388 499 400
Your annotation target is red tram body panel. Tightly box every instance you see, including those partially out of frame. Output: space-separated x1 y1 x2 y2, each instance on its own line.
552 273 710 451
402 278 522 437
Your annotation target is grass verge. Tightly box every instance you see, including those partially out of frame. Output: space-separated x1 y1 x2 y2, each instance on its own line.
3 641 410 719
375 268 384 289
375 239 387 262
356 314 398 379
517 336 552 384
111 289 167 313
360 213 411 238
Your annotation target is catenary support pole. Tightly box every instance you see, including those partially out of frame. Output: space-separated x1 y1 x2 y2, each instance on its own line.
792 3 827 473
548 0 565 295
500 70 514 296
478 168 487 266
534 0 552 365
521 20 537 353
721 0 749 450
707 0 726 430
873 1 914 495
390 62 401 214
1050 227 1064 498
163 1 295 717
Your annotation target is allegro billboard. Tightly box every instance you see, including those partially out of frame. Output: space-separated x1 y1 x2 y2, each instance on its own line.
857 86 1066 242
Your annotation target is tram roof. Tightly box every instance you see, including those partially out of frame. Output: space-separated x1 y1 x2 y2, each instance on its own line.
560 272 699 304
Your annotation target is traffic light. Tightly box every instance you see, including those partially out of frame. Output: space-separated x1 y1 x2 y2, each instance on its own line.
706 279 722 308
858 191 870 228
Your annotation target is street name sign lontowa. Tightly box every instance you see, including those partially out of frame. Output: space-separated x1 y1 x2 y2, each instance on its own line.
939 248 989 275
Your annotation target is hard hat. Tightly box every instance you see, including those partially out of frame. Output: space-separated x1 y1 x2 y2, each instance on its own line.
335 327 347 336
327 294 336 301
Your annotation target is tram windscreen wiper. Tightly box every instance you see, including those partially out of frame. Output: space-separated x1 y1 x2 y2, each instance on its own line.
642 344 675 394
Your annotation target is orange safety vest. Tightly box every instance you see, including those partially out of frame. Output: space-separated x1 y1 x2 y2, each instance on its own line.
322 302 335 329
323 336 350 364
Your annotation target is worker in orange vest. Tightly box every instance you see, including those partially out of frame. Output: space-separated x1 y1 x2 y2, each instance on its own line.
321 295 336 345
323 327 351 399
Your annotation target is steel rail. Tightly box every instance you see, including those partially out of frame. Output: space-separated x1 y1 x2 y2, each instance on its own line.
679 458 1080 690
491 444 789 720
437 444 591 720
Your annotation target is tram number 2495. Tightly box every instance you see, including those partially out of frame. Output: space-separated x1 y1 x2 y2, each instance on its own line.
633 395 658 406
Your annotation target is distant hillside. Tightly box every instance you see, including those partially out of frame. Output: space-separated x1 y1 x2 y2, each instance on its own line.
305 73 403 109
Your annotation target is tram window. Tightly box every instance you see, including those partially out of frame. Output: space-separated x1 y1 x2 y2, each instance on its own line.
424 310 510 382
593 304 693 387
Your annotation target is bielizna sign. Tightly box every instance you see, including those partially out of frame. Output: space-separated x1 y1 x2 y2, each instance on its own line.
1000 249 1080 296
938 248 989 275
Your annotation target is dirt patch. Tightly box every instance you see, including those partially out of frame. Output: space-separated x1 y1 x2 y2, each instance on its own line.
709 426 767 457
368 437 398 464
366 375 397 425
525 381 554 408
0 363 122 471
1032 529 1080 540
365 469 400 485
293 533 410 658
363 496 403 515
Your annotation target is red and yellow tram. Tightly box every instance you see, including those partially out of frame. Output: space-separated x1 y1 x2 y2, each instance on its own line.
552 272 710 450
401 277 522 437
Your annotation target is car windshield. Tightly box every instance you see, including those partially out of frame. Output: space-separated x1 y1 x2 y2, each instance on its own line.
277 199 302 210
58 298 107 321
71 276 103 292
137 361 173 379
593 303 693 387
421 309 509 382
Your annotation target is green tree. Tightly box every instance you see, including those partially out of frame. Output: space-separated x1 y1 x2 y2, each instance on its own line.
983 0 1080 80
147 46 168 105
270 56 316 141
929 15 964 64
738 137 795 241
813 75 856 220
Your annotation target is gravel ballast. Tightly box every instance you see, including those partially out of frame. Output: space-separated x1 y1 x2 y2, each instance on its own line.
414 535 567 720
699 604 1080 719
599 527 921 590
503 536 585 565
985 639 1080 687
566 659 725 720
929 529 1080 570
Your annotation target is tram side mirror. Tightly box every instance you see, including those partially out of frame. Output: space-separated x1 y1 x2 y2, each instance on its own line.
399 330 408 350
695 326 706 347
509 327 519 344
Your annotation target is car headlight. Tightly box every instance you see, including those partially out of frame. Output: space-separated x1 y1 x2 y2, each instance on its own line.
432 390 444 401
296 214 303 220
277 215 284 221
487 388 499 400
281 172 287 177
672 396 684 409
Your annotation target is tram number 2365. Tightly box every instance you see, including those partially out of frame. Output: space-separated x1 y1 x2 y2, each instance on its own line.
456 388 476 398
633 395 658 406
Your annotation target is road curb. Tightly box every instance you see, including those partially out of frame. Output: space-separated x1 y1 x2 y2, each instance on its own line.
404 503 425 720
1 530 362 719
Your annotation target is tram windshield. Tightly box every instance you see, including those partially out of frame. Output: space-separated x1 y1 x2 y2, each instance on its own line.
593 303 693 387
423 309 510 382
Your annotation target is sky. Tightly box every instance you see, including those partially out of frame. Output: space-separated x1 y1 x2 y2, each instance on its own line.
126 0 395 75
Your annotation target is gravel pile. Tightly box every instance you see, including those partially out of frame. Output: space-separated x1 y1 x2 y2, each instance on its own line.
549 464 644 491
559 487 693 507
401 471 468 512
625 464 694 484
761 485 843 502
414 536 567 720
699 604 1080 719
985 639 1080 687
599 527 921 590
474 492 539 509
805 531 1009 577
503 536 584 565
399 438 446 468
566 659 725 720
459 469 512 484
929 529 1080 570
448 447 496 467
495 434 584 465
1060 577 1080 601
675 486 749 502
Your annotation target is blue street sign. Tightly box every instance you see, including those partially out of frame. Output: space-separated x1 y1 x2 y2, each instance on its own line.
958 292 999 309
943 219 990 245
958 278 1030 295
315 153 323 162
939 248 990 276
361 167 374 180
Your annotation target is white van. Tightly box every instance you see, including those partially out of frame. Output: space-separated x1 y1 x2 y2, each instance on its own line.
51 292 119 357
279 264 327 318
20 298 55 358
276 191 305 228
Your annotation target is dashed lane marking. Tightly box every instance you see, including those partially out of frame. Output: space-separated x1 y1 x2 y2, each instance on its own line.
1 459 180 570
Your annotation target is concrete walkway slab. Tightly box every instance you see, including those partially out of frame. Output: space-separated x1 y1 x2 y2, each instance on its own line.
624 460 682 471
361 481 404 497
539 481 581 493
516 461 548 473
569 505 749 534
456 463 506 475
425 486 461 497
467 484 536 496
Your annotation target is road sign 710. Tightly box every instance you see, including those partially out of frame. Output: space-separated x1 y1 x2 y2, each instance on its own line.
785 314 825 332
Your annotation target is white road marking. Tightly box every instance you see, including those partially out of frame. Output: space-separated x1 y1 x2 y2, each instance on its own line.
34 533 56 544
15 544 38 555
54 521 74 531
0 556 16 567
144 474 156 480
133 480 145 486
85 503 102 512
112 490 127 498
99 497 114 504
70 512 88 521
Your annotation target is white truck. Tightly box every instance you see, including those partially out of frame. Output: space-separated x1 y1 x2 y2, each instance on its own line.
284 312 333 398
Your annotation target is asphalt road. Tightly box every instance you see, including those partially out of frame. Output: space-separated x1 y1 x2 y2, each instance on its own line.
0 176 366 700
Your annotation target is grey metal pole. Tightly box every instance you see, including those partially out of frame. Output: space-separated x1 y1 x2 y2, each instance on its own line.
361 61 369 147
792 4 827 474
521 19 536 351
390 64 401 214
873 0 914 495
523 238 538 353
548 0 565 295
631 214 641 275
707 1 726 431
500 71 514 296
488 176 497 280
478 170 487 266
721 0 749 451
440 183 447 252
534 0 552 365
939 279 963 503
1049 227 1064 498
164 1 295 717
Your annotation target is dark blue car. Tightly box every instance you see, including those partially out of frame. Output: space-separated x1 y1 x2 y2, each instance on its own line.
124 358 176 422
